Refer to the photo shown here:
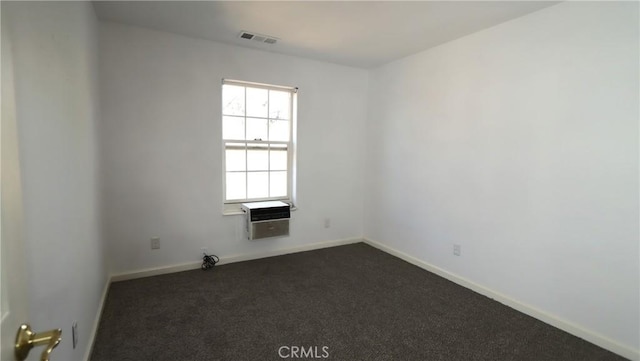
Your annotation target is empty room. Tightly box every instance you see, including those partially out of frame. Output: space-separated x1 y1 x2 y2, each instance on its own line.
1 1 638 360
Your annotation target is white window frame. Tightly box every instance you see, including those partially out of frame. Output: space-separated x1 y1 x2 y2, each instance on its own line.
221 79 297 214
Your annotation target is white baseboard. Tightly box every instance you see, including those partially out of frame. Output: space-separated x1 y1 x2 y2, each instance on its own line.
110 237 362 282
83 276 110 361
110 260 202 282
362 237 639 361
216 237 362 266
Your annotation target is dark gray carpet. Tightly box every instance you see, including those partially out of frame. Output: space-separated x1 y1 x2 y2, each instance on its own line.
90 243 626 361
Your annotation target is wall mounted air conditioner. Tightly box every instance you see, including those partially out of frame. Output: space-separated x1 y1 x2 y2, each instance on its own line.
241 201 290 240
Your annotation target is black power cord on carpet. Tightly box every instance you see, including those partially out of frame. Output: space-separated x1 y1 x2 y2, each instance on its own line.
201 252 219 270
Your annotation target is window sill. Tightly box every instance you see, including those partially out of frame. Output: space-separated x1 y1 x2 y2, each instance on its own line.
222 203 297 216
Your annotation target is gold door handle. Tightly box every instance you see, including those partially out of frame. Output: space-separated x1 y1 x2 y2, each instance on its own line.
15 323 62 361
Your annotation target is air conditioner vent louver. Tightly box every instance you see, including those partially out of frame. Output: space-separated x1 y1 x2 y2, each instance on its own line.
238 31 278 45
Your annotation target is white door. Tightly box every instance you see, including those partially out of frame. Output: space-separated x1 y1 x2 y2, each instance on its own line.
1 17 61 361
0 11 29 361
1 13 30 360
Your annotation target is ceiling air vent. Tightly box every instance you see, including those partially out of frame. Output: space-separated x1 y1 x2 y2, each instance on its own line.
238 31 278 45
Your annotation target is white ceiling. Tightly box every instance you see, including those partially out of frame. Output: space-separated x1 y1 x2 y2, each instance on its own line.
93 1 559 69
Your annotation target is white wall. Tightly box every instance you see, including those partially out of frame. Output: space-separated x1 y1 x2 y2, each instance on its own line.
365 1 639 356
99 22 367 275
2 2 106 360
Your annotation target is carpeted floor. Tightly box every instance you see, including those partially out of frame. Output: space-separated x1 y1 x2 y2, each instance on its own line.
90 243 626 361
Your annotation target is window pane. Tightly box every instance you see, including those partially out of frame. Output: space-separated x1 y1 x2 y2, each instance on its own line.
225 148 246 171
270 148 287 171
226 172 246 200
223 116 244 140
223 82 294 204
246 118 268 141
269 119 289 141
270 171 287 197
247 148 269 171
222 85 245 116
247 172 269 199
269 90 291 120
246 88 268 118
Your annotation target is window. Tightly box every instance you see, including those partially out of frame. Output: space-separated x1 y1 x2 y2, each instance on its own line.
222 79 296 211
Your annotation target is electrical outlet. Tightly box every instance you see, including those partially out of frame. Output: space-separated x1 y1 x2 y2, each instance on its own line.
151 237 160 250
324 218 331 229
453 244 461 256
201 247 208 255
72 322 78 349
